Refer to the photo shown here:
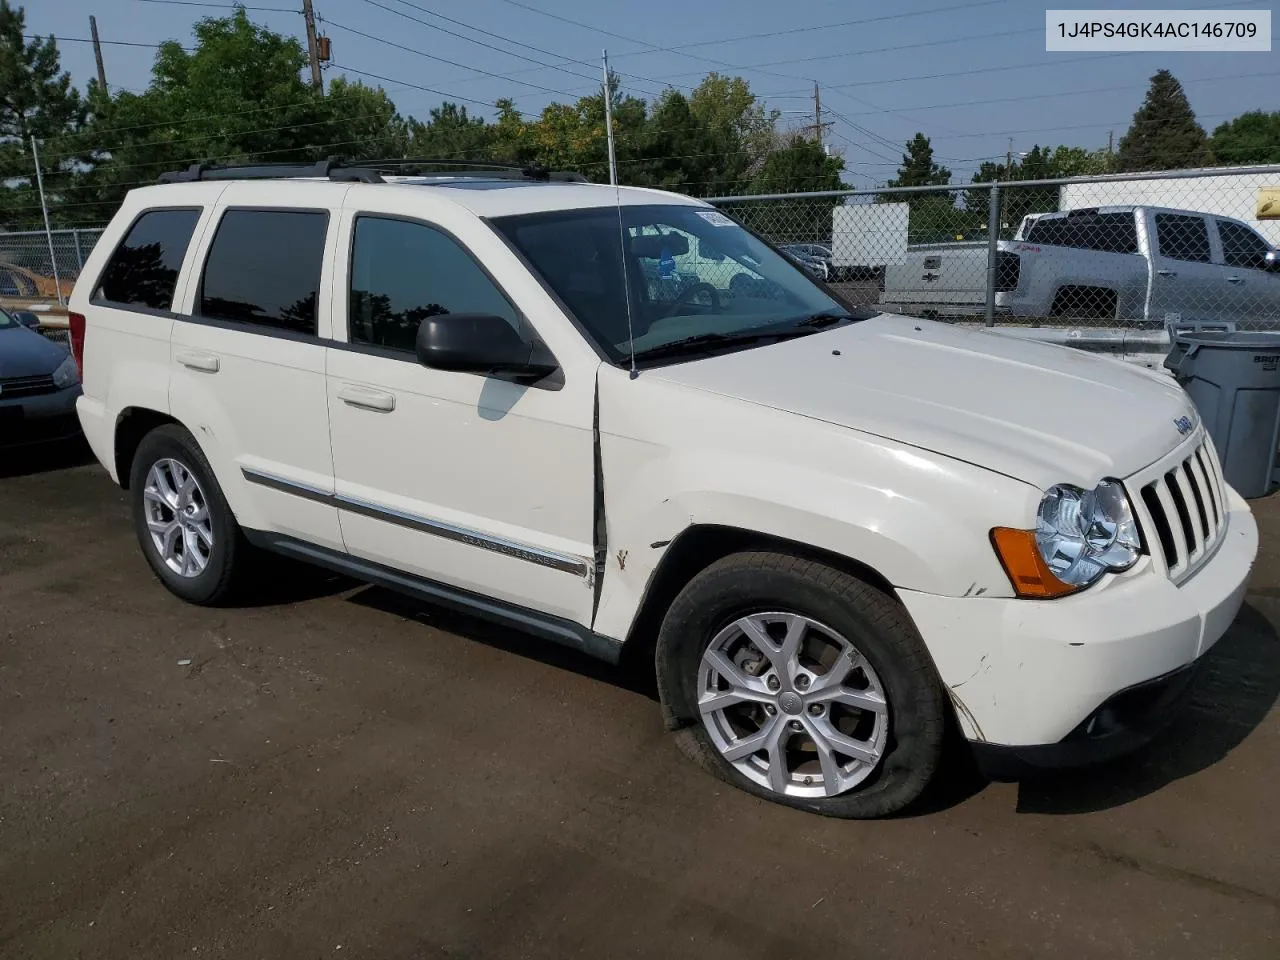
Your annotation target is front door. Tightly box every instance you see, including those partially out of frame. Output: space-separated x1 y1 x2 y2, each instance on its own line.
325 206 597 626
1148 212 1225 325
1215 218 1280 326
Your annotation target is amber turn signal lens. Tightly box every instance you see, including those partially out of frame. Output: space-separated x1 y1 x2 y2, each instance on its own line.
989 527 1081 599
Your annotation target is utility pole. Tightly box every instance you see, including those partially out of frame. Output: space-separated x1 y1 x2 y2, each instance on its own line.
602 50 618 186
89 16 107 89
30 138 64 307
810 82 833 149
302 0 323 92
1005 137 1013 173
1107 129 1114 155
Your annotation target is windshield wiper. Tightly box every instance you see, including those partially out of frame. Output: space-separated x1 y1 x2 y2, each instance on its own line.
630 330 800 363
785 310 860 329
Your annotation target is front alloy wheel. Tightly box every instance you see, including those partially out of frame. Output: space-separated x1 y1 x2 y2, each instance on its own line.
698 612 889 798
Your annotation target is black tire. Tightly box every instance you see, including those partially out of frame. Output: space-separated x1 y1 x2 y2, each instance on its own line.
128 423 248 606
655 552 946 819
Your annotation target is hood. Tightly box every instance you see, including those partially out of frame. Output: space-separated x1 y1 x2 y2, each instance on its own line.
649 315 1196 490
0 325 71 379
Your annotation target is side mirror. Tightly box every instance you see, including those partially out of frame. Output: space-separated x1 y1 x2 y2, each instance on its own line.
13 310 41 329
415 313 557 381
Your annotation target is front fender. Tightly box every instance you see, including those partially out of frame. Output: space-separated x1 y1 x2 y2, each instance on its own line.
592 370 1041 643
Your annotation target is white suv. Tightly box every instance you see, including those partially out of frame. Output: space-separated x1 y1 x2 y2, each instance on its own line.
68 161 1258 818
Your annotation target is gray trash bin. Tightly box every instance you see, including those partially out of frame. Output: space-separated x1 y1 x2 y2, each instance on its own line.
1164 330 1280 499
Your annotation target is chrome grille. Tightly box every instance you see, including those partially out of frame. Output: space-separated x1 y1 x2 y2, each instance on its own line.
0 374 57 398
1131 437 1226 580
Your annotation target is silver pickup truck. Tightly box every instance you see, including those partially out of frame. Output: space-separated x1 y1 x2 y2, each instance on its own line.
996 205 1280 326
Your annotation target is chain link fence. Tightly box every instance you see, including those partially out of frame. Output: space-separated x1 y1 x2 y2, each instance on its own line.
709 165 1280 365
0 227 106 303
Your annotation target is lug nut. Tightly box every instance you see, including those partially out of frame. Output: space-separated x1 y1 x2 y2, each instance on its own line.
764 705 776 716
795 674 810 690
789 720 803 732
808 703 824 716
766 675 780 691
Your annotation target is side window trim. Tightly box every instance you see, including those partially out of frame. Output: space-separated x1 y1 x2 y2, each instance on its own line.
341 211 530 360
88 204 206 313
193 205 331 339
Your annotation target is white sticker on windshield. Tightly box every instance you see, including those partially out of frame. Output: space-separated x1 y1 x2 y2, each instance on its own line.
696 210 736 227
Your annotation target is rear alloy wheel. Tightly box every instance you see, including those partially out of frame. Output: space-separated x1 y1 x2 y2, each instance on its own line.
129 424 249 605
697 612 889 799
142 458 215 578
657 552 946 818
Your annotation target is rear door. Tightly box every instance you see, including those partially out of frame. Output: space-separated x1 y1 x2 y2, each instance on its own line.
325 197 597 626
1215 218 1280 326
1149 213 1223 325
169 183 344 550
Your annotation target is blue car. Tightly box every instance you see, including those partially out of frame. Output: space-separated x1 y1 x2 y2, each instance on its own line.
0 308 83 447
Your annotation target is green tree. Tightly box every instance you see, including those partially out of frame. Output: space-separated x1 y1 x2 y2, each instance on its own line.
1116 69 1208 172
686 73 777 194
0 1 86 228
70 11 407 220
880 133 959 243
739 135 845 242
1209 111 1280 165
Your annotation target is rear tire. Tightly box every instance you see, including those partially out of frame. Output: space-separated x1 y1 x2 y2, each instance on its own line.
655 552 946 819
129 424 249 605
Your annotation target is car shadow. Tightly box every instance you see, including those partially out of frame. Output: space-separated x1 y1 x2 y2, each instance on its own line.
1010 601 1280 815
346 585 660 702
0 436 93 479
233 554 361 607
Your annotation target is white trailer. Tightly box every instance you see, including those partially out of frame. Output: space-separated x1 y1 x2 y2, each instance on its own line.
1060 166 1280 245
830 201 909 279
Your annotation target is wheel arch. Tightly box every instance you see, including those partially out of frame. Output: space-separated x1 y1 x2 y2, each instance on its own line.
114 406 180 489
622 523 898 656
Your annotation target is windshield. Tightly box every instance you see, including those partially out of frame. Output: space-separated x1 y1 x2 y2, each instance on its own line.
491 204 871 365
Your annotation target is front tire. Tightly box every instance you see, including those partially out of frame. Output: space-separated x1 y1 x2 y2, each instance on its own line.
656 552 946 818
129 424 248 606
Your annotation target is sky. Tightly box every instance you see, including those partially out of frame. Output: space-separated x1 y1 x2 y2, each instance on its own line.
28 0 1280 188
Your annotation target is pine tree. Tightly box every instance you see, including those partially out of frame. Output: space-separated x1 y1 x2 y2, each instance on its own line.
880 133 956 243
0 1 86 227
1116 69 1208 172
886 133 951 190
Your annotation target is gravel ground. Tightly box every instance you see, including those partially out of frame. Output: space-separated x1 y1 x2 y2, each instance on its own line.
1 442 1277 959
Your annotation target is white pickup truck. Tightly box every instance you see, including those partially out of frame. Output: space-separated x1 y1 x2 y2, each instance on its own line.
996 205 1280 326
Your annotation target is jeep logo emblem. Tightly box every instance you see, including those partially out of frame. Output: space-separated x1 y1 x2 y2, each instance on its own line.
1174 415 1194 436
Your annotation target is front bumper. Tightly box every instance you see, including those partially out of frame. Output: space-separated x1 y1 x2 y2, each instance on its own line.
897 485 1258 758
0 385 83 446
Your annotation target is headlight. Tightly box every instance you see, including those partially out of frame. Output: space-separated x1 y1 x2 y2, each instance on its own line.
52 355 80 389
1036 481 1141 586
992 480 1141 598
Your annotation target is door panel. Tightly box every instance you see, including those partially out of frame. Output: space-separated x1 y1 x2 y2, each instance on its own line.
169 191 343 550
1149 213 1225 324
1215 218 1280 326
327 210 597 625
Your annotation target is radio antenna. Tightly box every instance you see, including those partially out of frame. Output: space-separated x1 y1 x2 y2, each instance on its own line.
603 48 637 379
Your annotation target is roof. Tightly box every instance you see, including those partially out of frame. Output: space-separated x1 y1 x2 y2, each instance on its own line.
129 166 707 219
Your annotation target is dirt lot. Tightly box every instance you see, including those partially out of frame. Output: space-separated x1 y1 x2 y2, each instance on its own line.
2 444 1277 960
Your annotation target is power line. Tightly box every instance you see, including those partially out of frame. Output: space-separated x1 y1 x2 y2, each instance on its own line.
646 0 1012 53
24 34 189 50
332 62 539 116
322 18 582 98
131 0 296 9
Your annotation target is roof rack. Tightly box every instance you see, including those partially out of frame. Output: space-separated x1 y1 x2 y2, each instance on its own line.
156 156 589 185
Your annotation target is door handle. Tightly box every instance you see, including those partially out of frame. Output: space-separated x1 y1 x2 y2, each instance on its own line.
175 350 220 373
1156 269 1177 278
337 384 396 412
1225 275 1244 284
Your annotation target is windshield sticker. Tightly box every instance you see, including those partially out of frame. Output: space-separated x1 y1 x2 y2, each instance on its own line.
696 210 736 227
659 247 677 278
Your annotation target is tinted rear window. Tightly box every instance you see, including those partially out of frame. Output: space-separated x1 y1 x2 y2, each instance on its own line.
96 208 201 310
199 209 328 336
1025 212 1138 254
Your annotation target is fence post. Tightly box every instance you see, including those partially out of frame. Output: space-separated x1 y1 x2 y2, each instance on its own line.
30 136 65 307
72 229 85 272
983 181 1000 328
